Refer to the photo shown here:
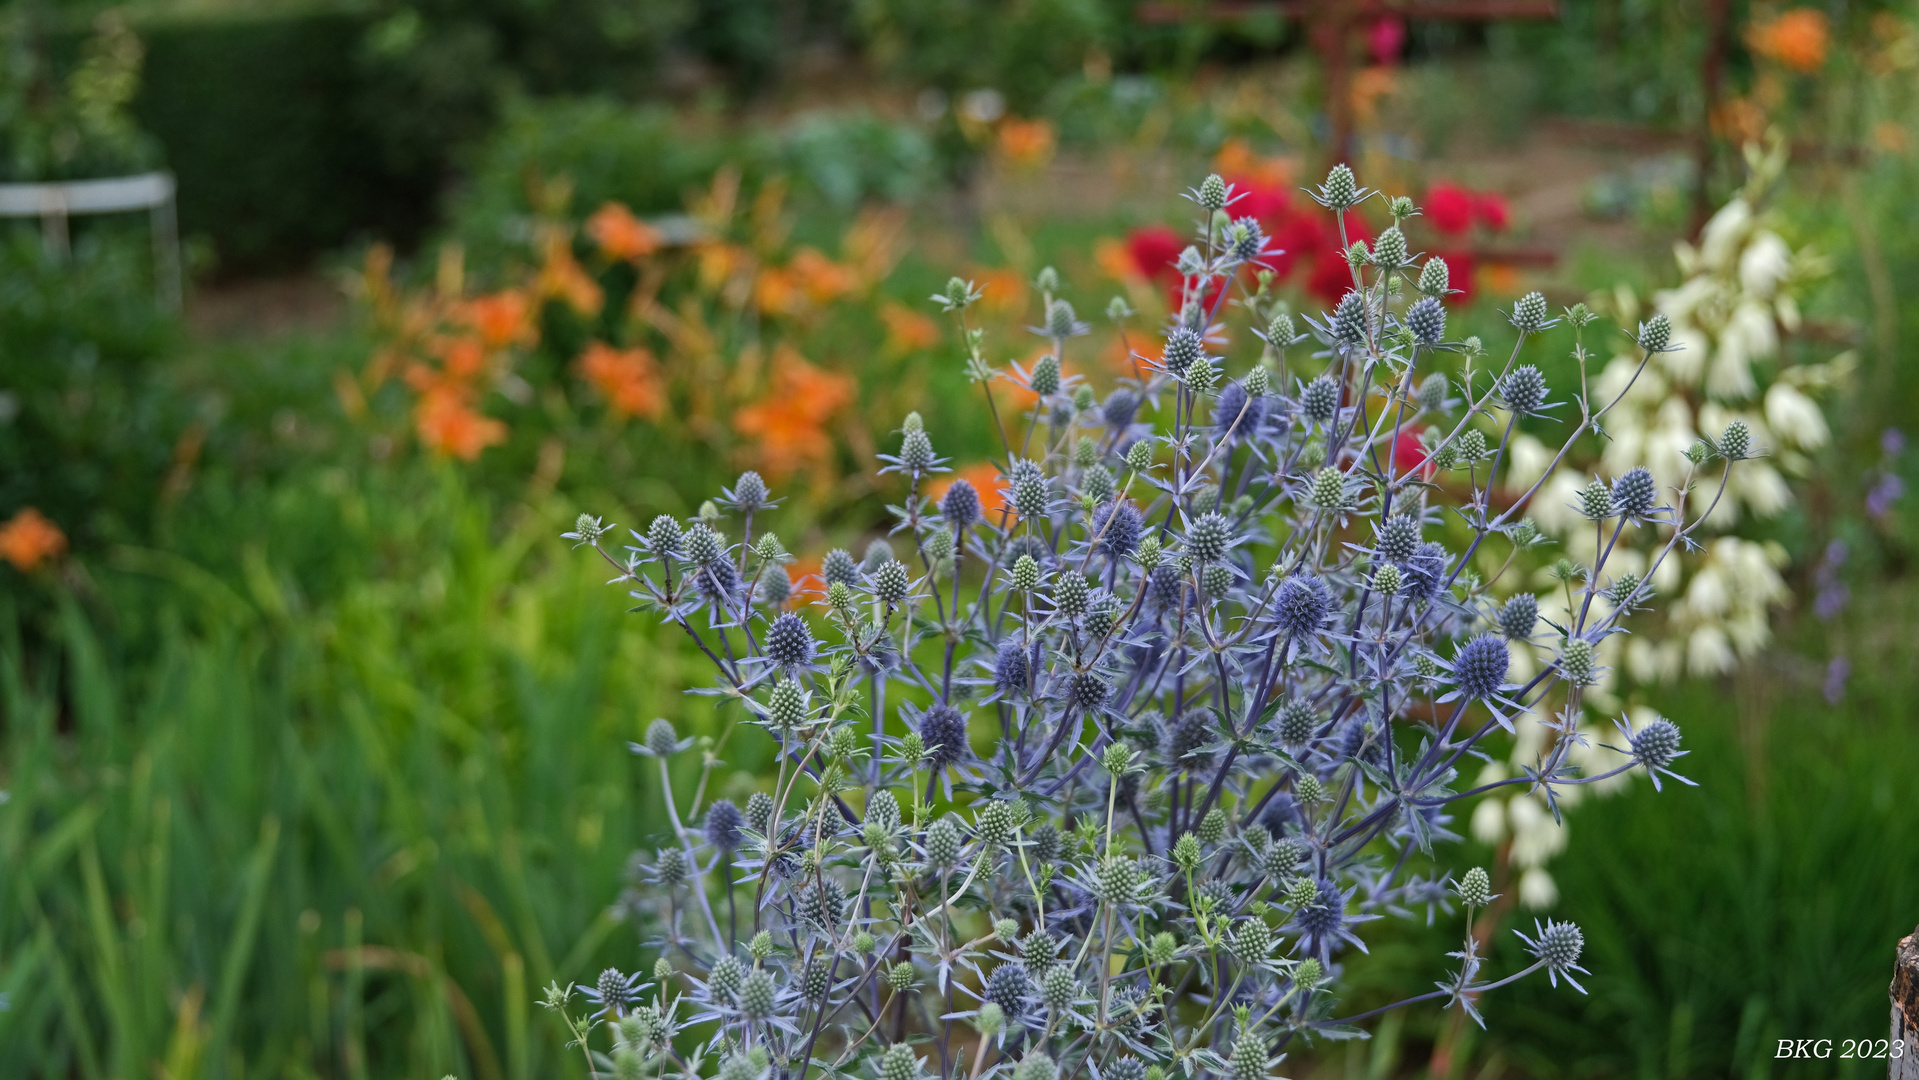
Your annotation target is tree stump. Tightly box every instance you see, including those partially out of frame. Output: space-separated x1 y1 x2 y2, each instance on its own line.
1896 924 1919 1080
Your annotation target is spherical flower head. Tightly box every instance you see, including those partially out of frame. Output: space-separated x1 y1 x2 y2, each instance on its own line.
1229 1032 1268 1080
1026 355 1063 403
1371 225 1407 271
1579 478 1615 521
976 1001 1007 1036
1010 554 1041 593
898 428 936 474
923 528 955 563
919 705 969 768
1272 574 1331 638
867 789 901 833
1202 563 1233 598
695 558 742 607
1521 918 1586 986
1510 290 1549 334
1276 700 1315 746
1080 464 1117 505
1500 364 1548 415
1453 634 1510 700
1307 466 1346 510
738 969 775 1019
1229 217 1266 263
1094 854 1142 906
1214 381 1261 440
1331 291 1367 345
1284 875 1318 908
1228 917 1273 964
1293 957 1323 989
797 876 846 927
645 718 680 758
1199 172 1228 213
886 961 915 994
1261 836 1303 878
1039 966 1078 1011
1418 373 1449 412
1720 419 1752 460
1371 562 1402 596
1319 163 1359 209
1107 1057 1147 1080
1406 295 1446 345
800 957 832 1000
1012 473 1050 521
745 790 774 834
823 548 859 587
1267 311 1298 346
1399 541 1449 600
708 954 745 1000
1069 670 1111 712
1373 514 1419 564
982 963 1030 1021
1630 717 1683 771
1497 593 1539 639
766 677 808 728
648 515 684 556
1092 501 1143 560
597 967 635 1013
1185 511 1232 563
614 1048 645 1080
1163 327 1204 376
992 638 1032 697
1637 312 1673 352
1417 256 1450 297
683 523 723 566
974 799 1018 848
1612 467 1657 519
765 612 816 668
939 479 982 530
1300 375 1340 423
872 559 911 605
1558 637 1597 685
1172 832 1203 872
1045 298 1078 340
705 798 744 850
731 471 769 512
879 1042 921 1080
1457 866 1492 908
1452 428 1486 466
1185 355 1220 395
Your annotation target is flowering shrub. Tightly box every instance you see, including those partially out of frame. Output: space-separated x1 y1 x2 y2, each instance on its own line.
554 164 1746 1079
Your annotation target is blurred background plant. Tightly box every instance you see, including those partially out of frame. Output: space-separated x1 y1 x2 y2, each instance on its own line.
4 0 1919 1076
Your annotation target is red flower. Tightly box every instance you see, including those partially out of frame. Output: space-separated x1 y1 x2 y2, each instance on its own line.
1429 251 1477 307
1389 429 1430 479
1126 226 1184 285
1474 193 1511 232
1368 17 1407 65
1427 183 1475 236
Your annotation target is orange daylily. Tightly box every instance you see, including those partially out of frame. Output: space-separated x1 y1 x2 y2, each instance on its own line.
538 236 605 316
415 389 507 461
1212 137 1293 190
587 202 664 262
880 301 941 355
788 248 858 305
732 345 855 477
1095 238 1142 284
971 267 1026 315
462 290 534 349
435 336 489 380
578 341 667 420
1749 8 1829 73
997 117 1056 167
0 507 67 570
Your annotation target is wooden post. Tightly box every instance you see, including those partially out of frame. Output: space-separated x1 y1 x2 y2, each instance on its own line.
1896 924 1919 1080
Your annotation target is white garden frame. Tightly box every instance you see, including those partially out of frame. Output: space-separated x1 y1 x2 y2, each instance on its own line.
0 171 181 309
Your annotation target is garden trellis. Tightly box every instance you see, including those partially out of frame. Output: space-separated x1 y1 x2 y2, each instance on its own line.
0 170 181 309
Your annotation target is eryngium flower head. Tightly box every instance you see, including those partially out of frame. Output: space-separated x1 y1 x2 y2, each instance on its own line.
1558 637 1597 685
800 957 832 1000
796 875 845 927
1261 836 1303 878
1637 312 1673 352
1185 511 1232 563
648 515 683 555
982 963 1031 1021
1272 574 1331 638
1029 354 1061 397
1418 255 1450 296
1011 554 1042 592
1371 225 1407 270
1227 917 1272 963
1500 365 1548 415
1164 709 1212 761
1202 563 1233 597
1163 327 1203 376
738 969 775 1018
1318 163 1359 209
863 539 894 569
941 479 982 529
596 967 637 1014
1418 373 1449 412
1579 479 1615 521
1052 572 1090 617
705 798 743 850
1046 299 1078 340
1069 670 1111 712
1457 866 1492 908
1229 217 1266 262
1510 290 1549 334
1213 381 1263 439
1229 1032 1268 1080
1300 375 1340 422
683 523 723 566
745 790 774 833
1375 514 1420 563
1094 855 1142 906
1629 717 1683 772
1199 172 1228 212
873 559 910 604
879 1043 921 1080
1612 467 1657 519
1040 966 1078 1011
1452 635 1510 700
1276 700 1315 746
1331 291 1367 344
898 428 935 473
886 962 915 993
993 639 1032 696
1020 931 1060 973
924 817 961 868
708 954 745 1000
1406 295 1446 345
1307 466 1346 509
756 566 791 607
823 548 859 587
919 705 969 767
645 718 680 758
729 470 769 511
1497 593 1539 639
1720 419 1752 460
695 558 742 606
1518 918 1587 989
1093 500 1142 558
1267 311 1298 345
1102 388 1140 430
1106 1057 1147 1080
765 612 815 668
1399 541 1448 600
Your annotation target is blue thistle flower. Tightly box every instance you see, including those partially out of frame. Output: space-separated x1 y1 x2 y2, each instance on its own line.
1451 635 1510 700
941 479 982 529
1272 574 1331 639
1092 501 1142 558
704 799 743 851
764 612 816 668
919 705 969 767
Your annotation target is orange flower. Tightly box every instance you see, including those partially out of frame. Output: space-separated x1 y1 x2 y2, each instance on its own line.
1094 237 1142 283
930 462 1009 521
732 345 855 477
1212 138 1293 190
997 117 1056 167
0 507 67 571
462 290 533 349
587 202 664 262
1749 8 1828 73
415 389 507 461
788 248 858 305
972 266 1026 315
578 341 667 420
1351 65 1399 123
755 265 800 316
880 301 941 355
435 335 489 380
538 237 605 316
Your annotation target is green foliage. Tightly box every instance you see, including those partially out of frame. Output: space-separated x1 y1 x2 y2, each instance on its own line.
851 0 1112 113
0 11 159 182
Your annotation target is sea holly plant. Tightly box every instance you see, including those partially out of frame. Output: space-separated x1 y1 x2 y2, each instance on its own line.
556 164 1736 1080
